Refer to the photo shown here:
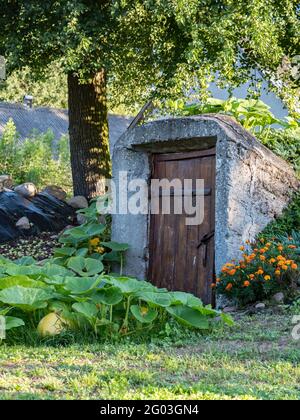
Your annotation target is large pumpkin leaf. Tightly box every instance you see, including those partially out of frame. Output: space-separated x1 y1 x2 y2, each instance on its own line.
103 276 144 294
53 247 76 257
0 275 46 290
67 257 104 277
72 302 98 320
5 264 43 276
42 263 73 278
166 305 210 329
137 291 173 307
92 286 123 305
100 241 130 252
4 316 25 331
0 286 53 311
130 305 157 324
15 257 36 266
64 276 103 295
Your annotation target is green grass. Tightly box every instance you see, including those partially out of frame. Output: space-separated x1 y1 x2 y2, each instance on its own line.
0 314 299 400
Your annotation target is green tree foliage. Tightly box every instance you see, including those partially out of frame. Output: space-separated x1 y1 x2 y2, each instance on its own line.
0 61 68 109
0 1 298 196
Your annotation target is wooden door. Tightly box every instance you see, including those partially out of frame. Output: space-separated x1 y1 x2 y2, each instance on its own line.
148 148 216 305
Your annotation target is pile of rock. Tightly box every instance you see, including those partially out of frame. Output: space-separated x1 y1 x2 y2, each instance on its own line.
0 176 89 243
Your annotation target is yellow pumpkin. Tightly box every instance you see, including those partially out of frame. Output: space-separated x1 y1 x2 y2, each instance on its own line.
37 313 68 337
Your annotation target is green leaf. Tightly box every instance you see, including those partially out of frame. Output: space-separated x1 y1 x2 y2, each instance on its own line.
15 257 36 266
53 247 76 257
67 257 104 276
72 302 98 320
76 248 89 257
221 312 235 326
0 275 46 290
137 291 173 307
103 276 144 294
64 276 102 295
4 316 25 331
0 286 53 311
103 251 121 263
100 241 130 252
166 305 210 329
92 286 123 305
130 305 157 324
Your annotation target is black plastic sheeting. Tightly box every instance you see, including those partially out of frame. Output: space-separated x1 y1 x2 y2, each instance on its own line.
0 191 75 243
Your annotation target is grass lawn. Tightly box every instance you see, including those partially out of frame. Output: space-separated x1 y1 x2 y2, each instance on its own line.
0 313 299 400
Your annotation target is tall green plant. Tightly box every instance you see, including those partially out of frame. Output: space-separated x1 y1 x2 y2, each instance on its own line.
0 120 72 193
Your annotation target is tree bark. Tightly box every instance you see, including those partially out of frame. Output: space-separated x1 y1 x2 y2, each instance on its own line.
68 70 111 199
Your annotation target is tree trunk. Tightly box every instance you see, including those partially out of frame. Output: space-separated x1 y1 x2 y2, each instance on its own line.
68 70 111 199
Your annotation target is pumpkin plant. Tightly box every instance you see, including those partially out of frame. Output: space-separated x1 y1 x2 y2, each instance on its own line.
0 256 233 340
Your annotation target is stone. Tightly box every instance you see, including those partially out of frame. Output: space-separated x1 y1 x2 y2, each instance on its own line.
14 182 37 198
0 175 13 191
272 292 285 304
223 306 237 313
42 185 67 201
67 196 89 209
77 214 86 225
16 216 31 230
255 303 266 310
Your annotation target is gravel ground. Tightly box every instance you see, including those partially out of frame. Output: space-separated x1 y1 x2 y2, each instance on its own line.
0 233 61 261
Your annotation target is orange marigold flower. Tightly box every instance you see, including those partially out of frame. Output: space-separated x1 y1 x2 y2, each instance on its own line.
228 269 237 276
291 264 298 270
278 246 284 252
243 281 250 287
256 270 264 275
249 274 255 280
275 270 281 276
264 275 271 281
269 258 276 264
259 248 266 254
225 283 233 291
211 283 216 289
282 265 288 271
240 246 245 251
260 255 266 261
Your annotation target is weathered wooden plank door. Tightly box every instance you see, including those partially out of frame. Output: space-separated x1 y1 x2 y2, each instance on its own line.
148 148 216 305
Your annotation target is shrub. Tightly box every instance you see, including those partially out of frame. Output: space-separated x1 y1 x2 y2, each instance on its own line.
260 193 300 238
178 97 300 176
216 237 299 306
0 120 72 194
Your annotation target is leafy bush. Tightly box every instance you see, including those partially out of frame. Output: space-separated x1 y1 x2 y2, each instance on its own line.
0 120 72 193
54 200 125 273
178 97 300 175
260 128 300 176
216 237 299 306
260 194 300 238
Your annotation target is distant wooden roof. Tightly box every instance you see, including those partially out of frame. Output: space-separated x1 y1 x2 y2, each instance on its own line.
0 102 132 149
